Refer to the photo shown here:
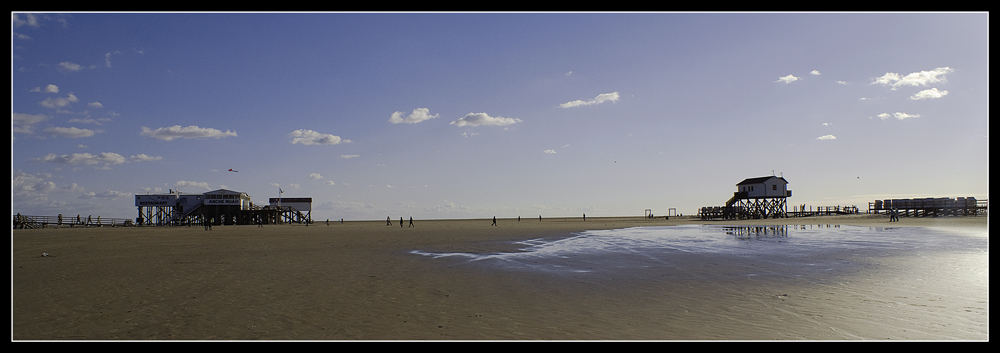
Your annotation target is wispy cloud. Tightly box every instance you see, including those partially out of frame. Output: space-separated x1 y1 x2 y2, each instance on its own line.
44 126 97 138
32 152 127 165
543 149 556 154
130 154 162 162
559 92 620 108
389 108 439 124
176 180 212 190
141 125 237 141
307 173 323 179
872 67 953 90
875 112 922 120
12 113 48 134
12 13 41 28
287 129 350 145
450 112 522 127
78 190 130 200
816 135 836 140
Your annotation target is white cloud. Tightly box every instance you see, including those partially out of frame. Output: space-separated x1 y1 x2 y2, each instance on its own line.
872 67 953 90
324 180 336 186
837 81 849 85
389 108 439 124
44 126 96 138
12 113 48 134
41 84 59 93
340 155 360 159
141 125 238 141
810 70 821 75
450 112 522 127
543 149 557 154
559 91 620 108
876 112 922 120
909 88 948 100
816 135 836 140
288 129 350 145
88 102 103 108
307 173 323 179
33 152 127 165
39 93 79 109
57 61 83 72
130 154 162 162
775 74 800 84
12 170 57 201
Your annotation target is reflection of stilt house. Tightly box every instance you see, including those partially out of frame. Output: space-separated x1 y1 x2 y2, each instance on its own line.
701 176 791 219
135 189 281 226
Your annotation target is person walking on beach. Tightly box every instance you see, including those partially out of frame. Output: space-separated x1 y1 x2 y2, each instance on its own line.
583 213 586 221
408 217 414 227
492 216 497 226
387 216 392 226
400 217 404 228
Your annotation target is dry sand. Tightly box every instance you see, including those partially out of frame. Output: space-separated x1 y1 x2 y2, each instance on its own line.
11 215 988 340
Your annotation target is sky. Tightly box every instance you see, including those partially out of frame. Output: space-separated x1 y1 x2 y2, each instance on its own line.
12 12 989 221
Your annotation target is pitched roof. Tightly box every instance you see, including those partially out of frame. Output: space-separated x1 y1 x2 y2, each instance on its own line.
736 176 787 185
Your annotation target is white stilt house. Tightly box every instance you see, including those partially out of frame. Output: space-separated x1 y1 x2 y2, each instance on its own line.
724 176 791 219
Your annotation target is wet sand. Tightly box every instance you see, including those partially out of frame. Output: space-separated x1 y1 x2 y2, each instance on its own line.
12 215 988 340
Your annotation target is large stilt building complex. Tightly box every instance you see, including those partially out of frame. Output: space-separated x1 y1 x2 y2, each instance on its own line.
135 189 311 226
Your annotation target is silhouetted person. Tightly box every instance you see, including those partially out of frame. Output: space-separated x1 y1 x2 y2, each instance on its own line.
583 213 586 221
387 216 392 226
409 217 414 227
492 216 497 226
400 217 403 227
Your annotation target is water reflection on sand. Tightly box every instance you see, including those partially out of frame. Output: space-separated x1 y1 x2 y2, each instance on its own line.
411 224 987 278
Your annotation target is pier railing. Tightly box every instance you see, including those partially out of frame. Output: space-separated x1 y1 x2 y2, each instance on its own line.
13 214 134 229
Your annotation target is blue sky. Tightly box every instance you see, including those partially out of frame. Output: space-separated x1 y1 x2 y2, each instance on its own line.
12 12 989 220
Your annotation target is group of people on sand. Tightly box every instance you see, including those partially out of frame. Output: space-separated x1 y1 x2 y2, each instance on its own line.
888 208 901 222
388 216 415 227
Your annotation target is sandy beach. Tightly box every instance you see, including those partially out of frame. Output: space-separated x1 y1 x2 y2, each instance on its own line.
12 214 988 341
